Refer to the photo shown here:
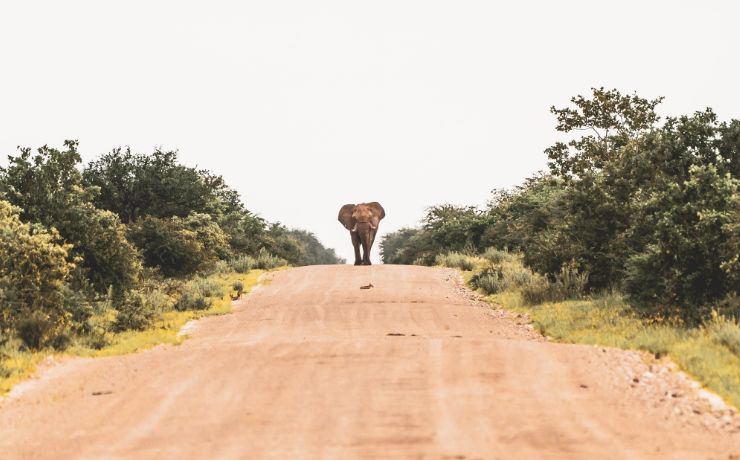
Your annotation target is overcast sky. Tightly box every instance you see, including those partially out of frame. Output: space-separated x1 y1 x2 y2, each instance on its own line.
1 1 738 263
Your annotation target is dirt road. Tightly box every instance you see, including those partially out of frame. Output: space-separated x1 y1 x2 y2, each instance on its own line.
1 265 738 459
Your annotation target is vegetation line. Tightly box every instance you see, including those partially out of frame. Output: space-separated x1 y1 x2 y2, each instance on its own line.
451 252 740 411
382 88 740 410
0 268 276 396
1 142 340 396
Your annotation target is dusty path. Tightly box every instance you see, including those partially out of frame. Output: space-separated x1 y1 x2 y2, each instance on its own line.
1 265 738 459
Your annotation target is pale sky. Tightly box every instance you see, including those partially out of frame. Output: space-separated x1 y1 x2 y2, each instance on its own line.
1 1 738 263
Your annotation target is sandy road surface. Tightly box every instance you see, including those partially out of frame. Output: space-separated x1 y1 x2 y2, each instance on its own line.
1 265 738 459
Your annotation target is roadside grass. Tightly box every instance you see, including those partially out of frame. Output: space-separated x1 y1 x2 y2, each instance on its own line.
0 345 46 395
0 269 272 395
444 253 740 410
496 291 740 410
435 252 476 271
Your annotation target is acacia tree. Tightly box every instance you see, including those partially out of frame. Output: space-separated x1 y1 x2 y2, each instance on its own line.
545 87 663 180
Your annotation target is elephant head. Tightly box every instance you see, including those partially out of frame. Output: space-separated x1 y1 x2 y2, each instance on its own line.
338 202 385 265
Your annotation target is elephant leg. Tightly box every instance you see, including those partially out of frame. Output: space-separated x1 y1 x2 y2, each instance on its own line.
361 236 371 265
351 231 362 265
362 228 377 265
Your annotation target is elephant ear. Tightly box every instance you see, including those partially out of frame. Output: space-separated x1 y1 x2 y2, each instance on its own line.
338 204 356 230
367 202 385 221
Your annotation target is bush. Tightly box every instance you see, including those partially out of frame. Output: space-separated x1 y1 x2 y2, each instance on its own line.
716 294 740 321
254 249 286 270
435 252 474 271
174 289 210 311
521 264 588 306
174 276 223 311
471 271 509 295
191 277 223 298
470 251 533 295
283 229 345 265
128 213 230 277
0 142 142 295
380 228 421 264
232 280 244 299
212 260 231 274
114 290 159 332
521 276 561 305
0 201 74 349
229 255 255 273
63 286 95 335
16 313 57 350
63 203 142 294
624 165 740 323
706 313 740 358
482 247 511 265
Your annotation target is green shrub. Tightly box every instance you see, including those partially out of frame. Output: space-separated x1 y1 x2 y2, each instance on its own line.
471 252 534 295
212 260 231 274
435 252 474 271
114 291 158 332
255 249 286 270
624 165 740 323
233 280 244 294
157 277 186 297
0 201 74 349
507 267 534 286
557 262 589 297
61 204 142 295
482 247 511 265
173 276 223 311
706 314 740 358
63 286 95 335
716 294 740 320
229 255 255 273
0 142 142 295
521 276 559 305
128 213 230 277
380 228 421 264
16 313 56 350
191 277 223 298
521 264 588 306
471 271 509 295
174 289 210 311
412 257 430 266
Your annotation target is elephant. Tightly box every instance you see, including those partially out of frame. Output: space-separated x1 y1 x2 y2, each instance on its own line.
338 202 385 265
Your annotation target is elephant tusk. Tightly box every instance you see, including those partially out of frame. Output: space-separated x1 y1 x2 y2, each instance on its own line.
351 224 357 232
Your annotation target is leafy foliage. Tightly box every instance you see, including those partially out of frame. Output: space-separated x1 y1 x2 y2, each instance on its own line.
381 89 740 324
174 276 223 311
380 227 425 265
114 290 161 332
283 228 346 265
0 201 74 348
545 87 663 179
435 252 474 271
0 139 339 366
0 141 141 294
127 213 230 277
82 148 228 223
